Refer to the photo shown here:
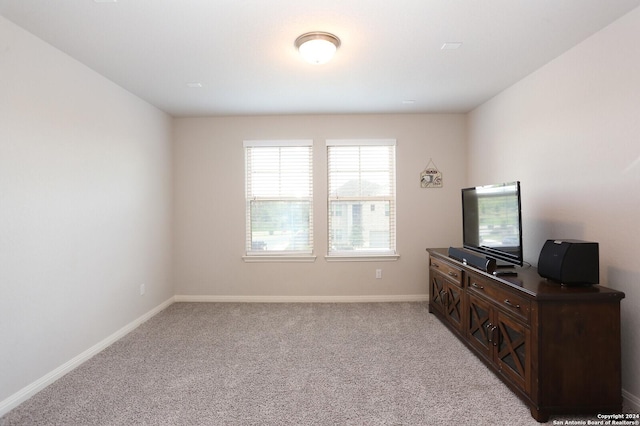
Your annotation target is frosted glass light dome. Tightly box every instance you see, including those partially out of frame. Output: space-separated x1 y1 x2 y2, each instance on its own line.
295 32 341 65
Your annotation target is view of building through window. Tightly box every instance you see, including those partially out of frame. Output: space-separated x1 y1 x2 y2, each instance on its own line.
327 140 396 256
244 140 313 255
244 139 396 257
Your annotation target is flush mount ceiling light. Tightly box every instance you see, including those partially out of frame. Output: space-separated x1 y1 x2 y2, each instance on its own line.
294 32 341 65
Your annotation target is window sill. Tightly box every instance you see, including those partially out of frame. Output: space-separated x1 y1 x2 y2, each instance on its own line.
242 255 317 263
324 254 400 262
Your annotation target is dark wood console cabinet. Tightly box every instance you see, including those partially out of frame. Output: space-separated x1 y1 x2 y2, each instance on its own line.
427 248 625 422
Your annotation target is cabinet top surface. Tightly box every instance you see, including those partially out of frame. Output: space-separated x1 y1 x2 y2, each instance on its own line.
427 248 625 301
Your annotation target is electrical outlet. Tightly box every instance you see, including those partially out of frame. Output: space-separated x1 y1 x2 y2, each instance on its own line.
140 283 145 296
375 269 382 279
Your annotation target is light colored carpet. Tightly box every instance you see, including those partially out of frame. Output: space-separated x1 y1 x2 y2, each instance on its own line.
0 302 607 425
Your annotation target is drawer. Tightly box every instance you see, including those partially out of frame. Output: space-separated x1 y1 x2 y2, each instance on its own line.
430 258 463 287
467 275 531 322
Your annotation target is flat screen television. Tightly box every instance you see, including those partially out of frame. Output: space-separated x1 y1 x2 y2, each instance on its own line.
461 181 523 267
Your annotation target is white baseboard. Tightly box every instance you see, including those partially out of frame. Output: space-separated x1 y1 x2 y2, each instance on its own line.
623 388 640 412
0 297 175 418
174 294 428 303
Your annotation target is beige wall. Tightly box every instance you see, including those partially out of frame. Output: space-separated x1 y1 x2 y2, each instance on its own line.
468 7 640 408
173 114 466 299
0 17 174 406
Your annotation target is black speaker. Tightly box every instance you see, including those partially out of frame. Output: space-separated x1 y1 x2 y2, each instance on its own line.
537 240 599 285
448 247 497 274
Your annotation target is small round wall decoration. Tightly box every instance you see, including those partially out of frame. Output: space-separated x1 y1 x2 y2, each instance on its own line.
420 159 443 188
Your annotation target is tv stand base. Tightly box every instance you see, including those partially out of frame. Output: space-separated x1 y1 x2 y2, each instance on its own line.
428 248 624 422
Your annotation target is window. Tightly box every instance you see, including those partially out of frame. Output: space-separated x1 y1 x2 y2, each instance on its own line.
327 139 397 259
244 140 313 259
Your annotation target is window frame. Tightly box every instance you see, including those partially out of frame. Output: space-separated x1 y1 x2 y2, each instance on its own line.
242 140 316 263
325 139 399 262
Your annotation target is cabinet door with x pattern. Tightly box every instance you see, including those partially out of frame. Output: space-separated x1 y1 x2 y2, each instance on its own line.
430 271 464 333
429 258 464 333
466 290 531 393
467 292 493 362
495 311 530 392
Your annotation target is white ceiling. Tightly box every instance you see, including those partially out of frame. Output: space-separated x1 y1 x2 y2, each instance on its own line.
1 0 639 117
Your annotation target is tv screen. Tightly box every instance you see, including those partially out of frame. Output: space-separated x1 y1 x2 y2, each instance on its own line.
462 181 523 266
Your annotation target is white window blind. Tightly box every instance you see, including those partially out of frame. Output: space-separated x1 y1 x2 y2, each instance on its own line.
327 139 396 256
244 140 313 256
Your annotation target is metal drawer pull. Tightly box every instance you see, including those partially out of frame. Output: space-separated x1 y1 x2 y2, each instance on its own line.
441 291 449 306
471 282 484 290
485 322 493 343
504 299 521 309
448 271 458 277
432 262 440 268
485 323 498 345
